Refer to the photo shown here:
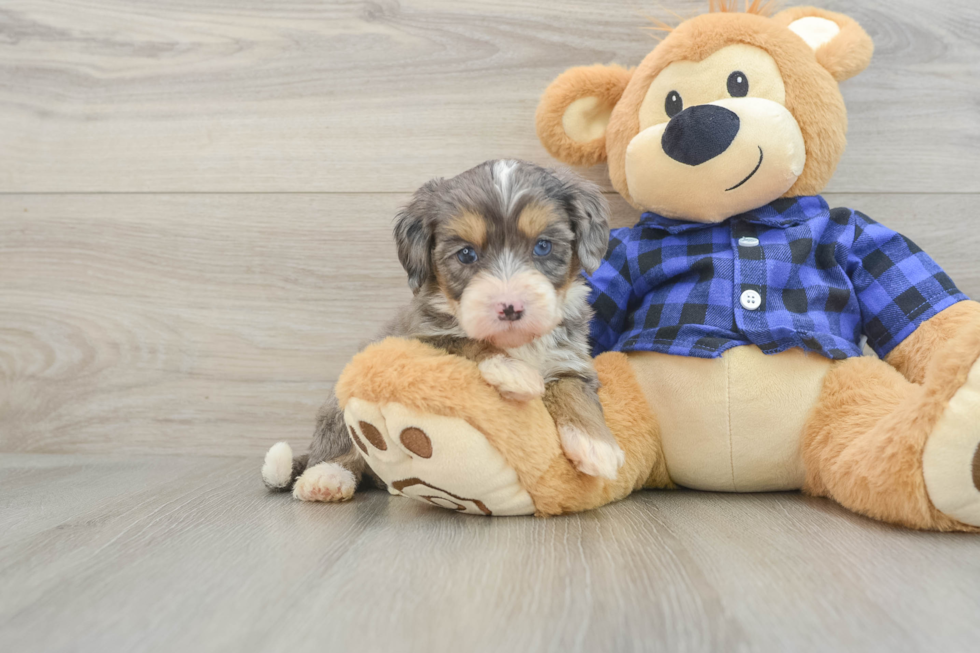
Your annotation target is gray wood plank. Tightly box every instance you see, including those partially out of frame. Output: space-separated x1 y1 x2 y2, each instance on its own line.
0 193 411 456
2 192 978 456
0 0 977 193
1 453 979 653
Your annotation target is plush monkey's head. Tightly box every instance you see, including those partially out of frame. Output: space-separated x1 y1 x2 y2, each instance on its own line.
536 5 874 223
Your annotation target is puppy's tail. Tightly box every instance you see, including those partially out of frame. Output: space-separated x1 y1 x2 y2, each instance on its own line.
261 442 308 491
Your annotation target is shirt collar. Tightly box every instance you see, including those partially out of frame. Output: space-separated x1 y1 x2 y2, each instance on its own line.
639 196 830 234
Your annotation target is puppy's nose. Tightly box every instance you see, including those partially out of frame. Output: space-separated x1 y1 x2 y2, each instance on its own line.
497 302 524 322
661 104 740 166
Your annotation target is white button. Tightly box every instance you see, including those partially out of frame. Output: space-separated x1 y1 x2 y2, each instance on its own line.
740 289 762 311
738 236 760 247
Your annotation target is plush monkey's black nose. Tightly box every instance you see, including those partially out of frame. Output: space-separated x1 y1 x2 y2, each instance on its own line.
661 105 740 166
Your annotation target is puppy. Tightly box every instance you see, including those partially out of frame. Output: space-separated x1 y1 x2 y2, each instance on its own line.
262 160 624 503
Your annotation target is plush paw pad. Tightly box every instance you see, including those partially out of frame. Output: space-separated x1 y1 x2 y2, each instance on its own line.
478 355 545 402
292 462 356 503
344 397 535 516
559 424 625 481
923 359 980 526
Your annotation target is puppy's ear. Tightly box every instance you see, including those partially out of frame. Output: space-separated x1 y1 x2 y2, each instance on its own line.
392 182 439 294
553 169 610 274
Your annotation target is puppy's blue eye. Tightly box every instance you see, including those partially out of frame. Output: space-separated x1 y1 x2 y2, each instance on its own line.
534 239 552 257
456 247 478 265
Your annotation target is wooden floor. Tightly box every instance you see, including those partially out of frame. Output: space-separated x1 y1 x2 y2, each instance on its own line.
2 1 980 651
2 453 980 653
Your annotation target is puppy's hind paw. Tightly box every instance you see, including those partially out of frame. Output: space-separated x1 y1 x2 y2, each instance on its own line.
559 425 625 481
293 462 356 502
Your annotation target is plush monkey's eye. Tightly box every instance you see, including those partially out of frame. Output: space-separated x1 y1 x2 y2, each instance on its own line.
533 239 552 257
665 91 684 119
727 71 749 97
456 247 478 265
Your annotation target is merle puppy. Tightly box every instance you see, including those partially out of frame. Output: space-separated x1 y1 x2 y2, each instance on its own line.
262 160 624 502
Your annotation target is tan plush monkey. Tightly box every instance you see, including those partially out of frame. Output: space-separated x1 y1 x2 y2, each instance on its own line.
334 4 980 530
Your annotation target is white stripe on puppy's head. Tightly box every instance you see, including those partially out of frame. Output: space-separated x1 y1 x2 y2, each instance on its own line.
493 159 528 216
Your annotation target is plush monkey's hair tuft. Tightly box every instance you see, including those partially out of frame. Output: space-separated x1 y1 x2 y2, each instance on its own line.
709 0 777 16
641 15 675 41
644 1 777 40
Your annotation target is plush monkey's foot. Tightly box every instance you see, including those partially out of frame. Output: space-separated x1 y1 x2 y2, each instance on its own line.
923 359 980 526
292 462 356 503
343 397 536 516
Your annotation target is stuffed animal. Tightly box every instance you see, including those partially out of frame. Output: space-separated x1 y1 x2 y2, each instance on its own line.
335 3 980 530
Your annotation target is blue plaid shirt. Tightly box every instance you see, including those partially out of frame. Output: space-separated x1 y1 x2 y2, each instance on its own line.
586 196 968 360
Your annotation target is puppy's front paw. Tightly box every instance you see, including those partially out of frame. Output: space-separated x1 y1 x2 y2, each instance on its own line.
559 424 625 480
293 462 356 502
478 355 545 402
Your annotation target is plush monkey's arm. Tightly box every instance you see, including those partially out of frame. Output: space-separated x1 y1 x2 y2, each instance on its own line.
885 301 980 387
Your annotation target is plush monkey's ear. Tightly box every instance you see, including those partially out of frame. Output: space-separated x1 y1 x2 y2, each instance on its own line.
535 64 633 167
773 7 873 82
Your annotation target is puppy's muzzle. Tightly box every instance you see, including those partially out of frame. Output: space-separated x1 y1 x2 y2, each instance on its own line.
457 268 560 348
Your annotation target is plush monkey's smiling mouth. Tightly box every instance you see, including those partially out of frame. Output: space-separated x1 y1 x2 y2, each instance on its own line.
725 146 764 192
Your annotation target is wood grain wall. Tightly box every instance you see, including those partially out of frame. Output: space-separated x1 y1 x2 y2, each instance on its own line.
2 0 979 455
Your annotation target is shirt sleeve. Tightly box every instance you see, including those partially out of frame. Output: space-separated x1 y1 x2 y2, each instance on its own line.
846 209 968 358
584 228 639 357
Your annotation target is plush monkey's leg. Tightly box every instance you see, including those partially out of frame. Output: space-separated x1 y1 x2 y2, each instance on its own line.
334 339 666 516
528 352 669 515
802 302 980 531
594 352 671 491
